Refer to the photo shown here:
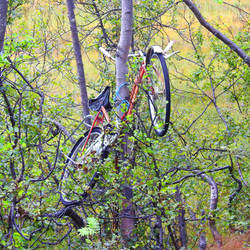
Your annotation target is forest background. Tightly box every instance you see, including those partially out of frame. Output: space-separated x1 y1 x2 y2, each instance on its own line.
0 0 249 249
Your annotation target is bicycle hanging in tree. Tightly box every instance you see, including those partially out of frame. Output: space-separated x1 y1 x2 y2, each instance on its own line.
60 41 178 209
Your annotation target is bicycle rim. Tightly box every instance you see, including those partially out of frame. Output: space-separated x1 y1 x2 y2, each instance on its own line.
146 52 170 137
61 127 104 204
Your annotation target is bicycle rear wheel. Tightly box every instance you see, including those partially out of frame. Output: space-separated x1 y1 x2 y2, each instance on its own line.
61 127 104 204
146 50 171 137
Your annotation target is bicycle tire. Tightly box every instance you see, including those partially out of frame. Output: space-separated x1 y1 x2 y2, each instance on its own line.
146 49 171 137
61 127 104 204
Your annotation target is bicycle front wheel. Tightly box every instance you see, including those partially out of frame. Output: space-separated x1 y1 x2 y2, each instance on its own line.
146 50 171 137
61 127 104 203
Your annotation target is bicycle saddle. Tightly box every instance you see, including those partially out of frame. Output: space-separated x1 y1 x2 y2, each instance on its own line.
89 86 112 112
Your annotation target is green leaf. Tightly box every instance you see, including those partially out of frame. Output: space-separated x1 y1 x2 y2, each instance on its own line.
78 217 99 237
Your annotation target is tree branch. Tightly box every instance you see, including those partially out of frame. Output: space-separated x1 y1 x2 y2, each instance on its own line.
183 0 250 67
200 174 222 248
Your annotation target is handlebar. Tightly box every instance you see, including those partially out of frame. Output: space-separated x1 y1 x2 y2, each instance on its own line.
99 41 179 60
164 40 174 53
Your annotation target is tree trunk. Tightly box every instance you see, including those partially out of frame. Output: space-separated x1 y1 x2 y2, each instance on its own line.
199 232 206 250
201 174 222 248
65 0 90 123
175 187 187 248
0 0 8 52
116 0 133 104
155 215 164 250
115 0 135 244
199 210 207 250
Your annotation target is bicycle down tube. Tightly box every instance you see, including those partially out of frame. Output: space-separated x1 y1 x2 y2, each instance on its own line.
81 62 146 155
120 62 146 120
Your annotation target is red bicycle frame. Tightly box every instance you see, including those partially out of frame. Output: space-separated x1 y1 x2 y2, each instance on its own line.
81 61 147 154
120 62 146 120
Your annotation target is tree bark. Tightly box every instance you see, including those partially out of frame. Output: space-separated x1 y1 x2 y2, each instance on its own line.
199 210 207 250
115 0 135 244
155 215 164 250
201 174 222 248
167 225 179 250
0 0 8 52
199 232 206 250
116 0 133 103
65 0 90 123
175 187 187 248
64 208 85 229
183 0 250 67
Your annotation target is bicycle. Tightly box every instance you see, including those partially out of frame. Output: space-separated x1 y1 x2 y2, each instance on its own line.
60 41 177 207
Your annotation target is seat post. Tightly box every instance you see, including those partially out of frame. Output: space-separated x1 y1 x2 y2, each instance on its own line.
101 106 110 123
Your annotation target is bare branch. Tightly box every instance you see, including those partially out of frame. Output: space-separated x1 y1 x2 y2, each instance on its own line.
223 1 250 16
51 120 76 144
182 0 250 66
236 158 249 187
30 132 62 183
200 174 222 247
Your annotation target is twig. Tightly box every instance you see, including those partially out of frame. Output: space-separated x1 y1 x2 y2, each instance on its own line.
236 158 249 187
